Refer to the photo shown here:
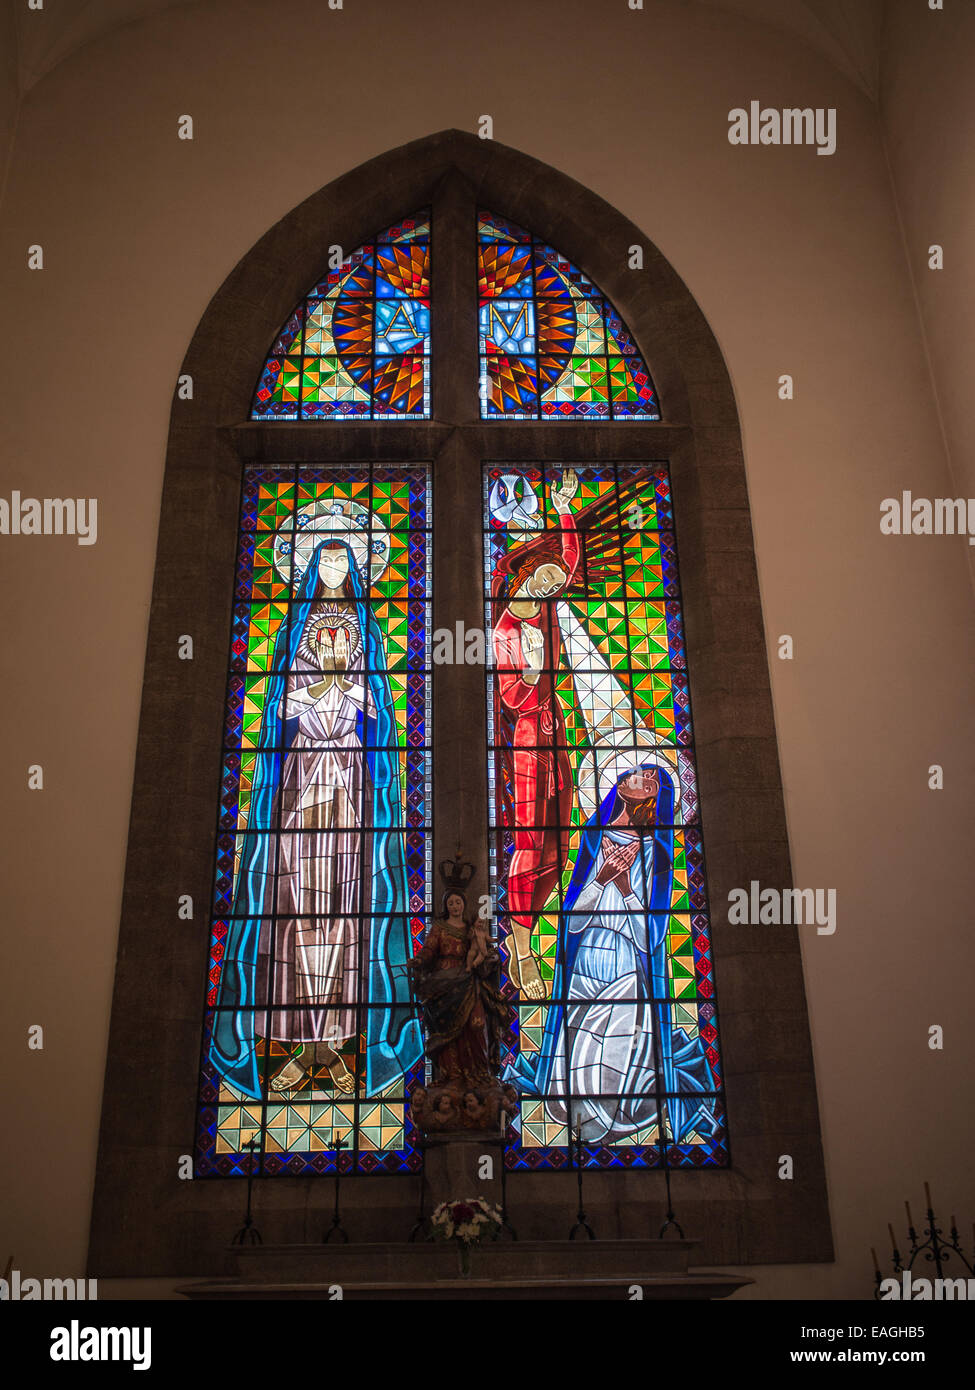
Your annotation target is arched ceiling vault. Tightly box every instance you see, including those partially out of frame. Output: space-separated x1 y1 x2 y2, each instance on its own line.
8 0 883 101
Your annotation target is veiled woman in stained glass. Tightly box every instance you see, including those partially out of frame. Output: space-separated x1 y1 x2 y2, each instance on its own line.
262 526 372 1093
209 498 421 1102
509 755 717 1144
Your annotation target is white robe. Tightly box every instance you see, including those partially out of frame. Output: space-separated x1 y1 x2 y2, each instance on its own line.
258 605 374 1047
546 828 661 1143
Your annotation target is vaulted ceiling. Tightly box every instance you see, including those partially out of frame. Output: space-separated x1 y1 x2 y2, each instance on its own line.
8 0 884 100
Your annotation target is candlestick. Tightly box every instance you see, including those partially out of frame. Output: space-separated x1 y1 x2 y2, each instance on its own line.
873 1195 973 1297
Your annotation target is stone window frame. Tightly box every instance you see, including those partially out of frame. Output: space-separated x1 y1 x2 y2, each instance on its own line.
89 130 832 1276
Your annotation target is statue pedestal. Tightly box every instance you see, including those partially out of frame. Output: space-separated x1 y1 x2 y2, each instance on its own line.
422 1132 505 1211
410 1074 517 1218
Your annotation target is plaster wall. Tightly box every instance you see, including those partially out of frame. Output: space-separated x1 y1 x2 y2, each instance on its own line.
0 0 972 1298
881 0 975 587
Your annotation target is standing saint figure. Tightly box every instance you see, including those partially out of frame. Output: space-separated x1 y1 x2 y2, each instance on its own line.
210 503 421 1102
261 541 370 1092
409 892 508 1085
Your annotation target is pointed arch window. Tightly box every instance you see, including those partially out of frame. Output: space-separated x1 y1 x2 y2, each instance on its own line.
197 188 728 1177
94 138 828 1274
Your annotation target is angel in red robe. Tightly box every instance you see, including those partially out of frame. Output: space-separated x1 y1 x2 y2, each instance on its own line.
490 467 652 1000
490 470 582 999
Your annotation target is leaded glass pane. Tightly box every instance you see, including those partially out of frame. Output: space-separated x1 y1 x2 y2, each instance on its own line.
197 462 432 1176
252 213 431 420
484 463 726 1170
478 212 660 420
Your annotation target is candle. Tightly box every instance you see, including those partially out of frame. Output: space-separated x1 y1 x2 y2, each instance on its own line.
905 1200 914 1228
924 1182 932 1211
950 1215 956 1232
871 1247 880 1271
888 1222 898 1251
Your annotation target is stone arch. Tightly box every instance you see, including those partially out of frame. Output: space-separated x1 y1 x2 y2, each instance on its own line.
89 130 831 1275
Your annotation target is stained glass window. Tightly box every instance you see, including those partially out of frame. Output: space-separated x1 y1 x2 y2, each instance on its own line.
484 463 726 1169
207 204 729 1180
196 462 432 1175
252 213 431 420
478 211 660 420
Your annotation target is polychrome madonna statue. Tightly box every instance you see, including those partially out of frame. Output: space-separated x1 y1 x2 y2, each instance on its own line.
409 870 516 1136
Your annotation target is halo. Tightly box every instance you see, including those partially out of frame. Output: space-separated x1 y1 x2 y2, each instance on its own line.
273 498 391 589
581 729 682 819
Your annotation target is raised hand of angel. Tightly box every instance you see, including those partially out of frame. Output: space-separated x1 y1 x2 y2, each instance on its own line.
550 468 580 516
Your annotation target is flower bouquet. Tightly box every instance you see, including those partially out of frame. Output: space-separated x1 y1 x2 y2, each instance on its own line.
430 1197 503 1276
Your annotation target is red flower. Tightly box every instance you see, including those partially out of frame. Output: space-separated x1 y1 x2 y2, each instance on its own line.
451 1202 475 1222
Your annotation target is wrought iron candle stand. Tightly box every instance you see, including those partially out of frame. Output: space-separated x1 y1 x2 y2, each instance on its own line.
496 1132 518 1241
658 1136 684 1239
231 1136 263 1246
408 1141 430 1243
872 1185 972 1299
322 1134 350 1244
568 1122 596 1241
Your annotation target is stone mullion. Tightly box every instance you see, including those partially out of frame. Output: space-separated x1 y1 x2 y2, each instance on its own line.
431 430 490 903
431 170 479 427
428 174 488 897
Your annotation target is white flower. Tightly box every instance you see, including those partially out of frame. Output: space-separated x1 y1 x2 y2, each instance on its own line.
434 1195 505 1246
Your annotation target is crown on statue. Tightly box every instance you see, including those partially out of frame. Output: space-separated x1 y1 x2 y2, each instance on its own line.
438 847 475 895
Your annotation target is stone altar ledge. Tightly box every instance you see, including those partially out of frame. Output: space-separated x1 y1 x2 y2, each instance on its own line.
176 1240 752 1300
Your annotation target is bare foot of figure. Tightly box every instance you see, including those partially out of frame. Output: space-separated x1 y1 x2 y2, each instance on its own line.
269 1056 307 1092
507 947 546 1001
329 1056 355 1093
312 1040 356 1094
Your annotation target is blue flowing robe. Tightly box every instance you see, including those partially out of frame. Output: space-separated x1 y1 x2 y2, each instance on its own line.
506 767 718 1143
209 538 421 1100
